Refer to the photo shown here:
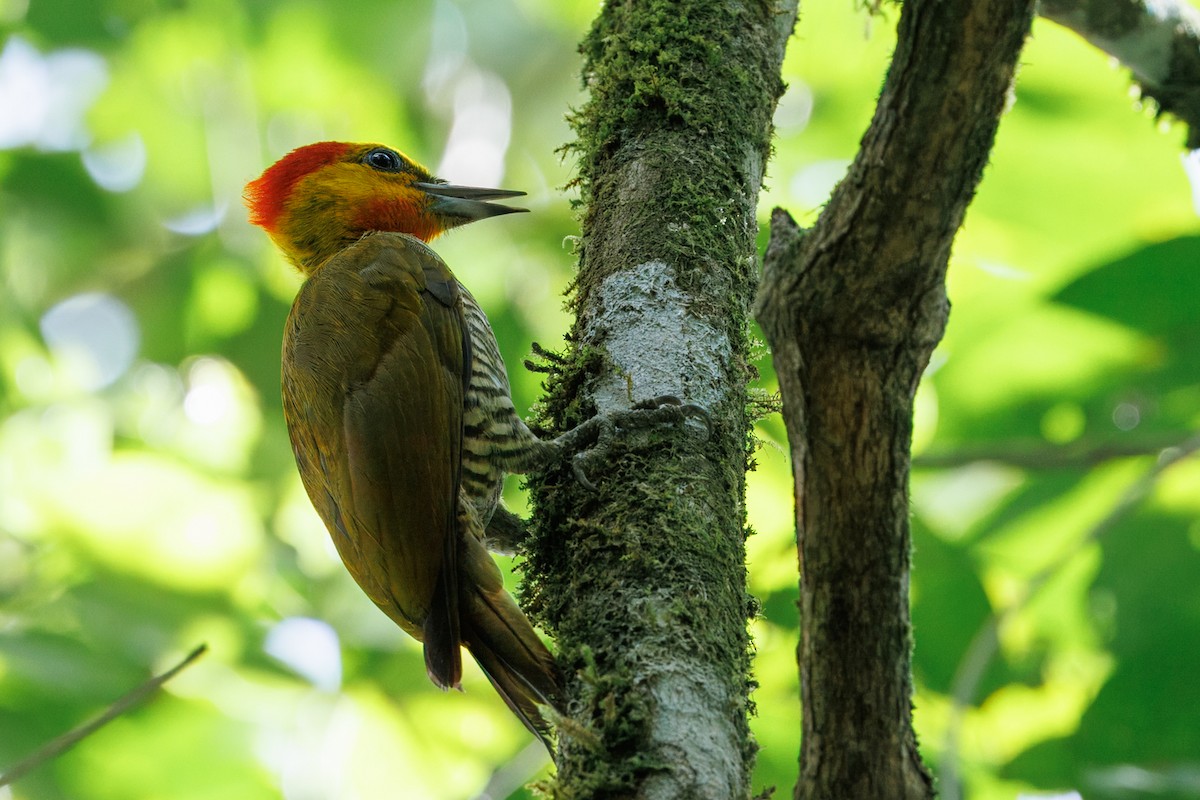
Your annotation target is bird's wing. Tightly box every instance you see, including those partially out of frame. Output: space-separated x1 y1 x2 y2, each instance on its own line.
282 232 468 688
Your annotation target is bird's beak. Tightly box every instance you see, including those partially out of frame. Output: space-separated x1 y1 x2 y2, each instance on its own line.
416 182 529 224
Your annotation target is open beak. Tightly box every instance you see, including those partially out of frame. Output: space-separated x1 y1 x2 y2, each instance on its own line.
416 182 529 224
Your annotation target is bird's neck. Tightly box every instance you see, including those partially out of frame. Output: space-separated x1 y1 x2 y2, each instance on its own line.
275 195 444 275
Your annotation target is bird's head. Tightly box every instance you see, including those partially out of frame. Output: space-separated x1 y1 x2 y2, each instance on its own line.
245 141 526 273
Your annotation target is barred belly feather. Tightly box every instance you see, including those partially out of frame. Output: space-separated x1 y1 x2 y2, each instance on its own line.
458 285 555 525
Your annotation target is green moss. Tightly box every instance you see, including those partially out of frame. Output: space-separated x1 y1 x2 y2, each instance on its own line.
526 339 608 436
562 0 784 343
524 414 759 795
569 1 777 169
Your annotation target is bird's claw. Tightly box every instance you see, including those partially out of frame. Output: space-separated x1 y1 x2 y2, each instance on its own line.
625 395 712 438
571 452 601 492
564 396 711 492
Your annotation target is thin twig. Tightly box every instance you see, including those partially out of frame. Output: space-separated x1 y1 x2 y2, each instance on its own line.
0 643 208 789
914 432 1197 470
939 436 1200 799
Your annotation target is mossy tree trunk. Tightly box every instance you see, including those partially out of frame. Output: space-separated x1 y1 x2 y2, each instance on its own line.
524 1 795 798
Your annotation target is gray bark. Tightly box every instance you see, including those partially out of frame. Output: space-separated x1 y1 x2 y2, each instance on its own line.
523 1 795 798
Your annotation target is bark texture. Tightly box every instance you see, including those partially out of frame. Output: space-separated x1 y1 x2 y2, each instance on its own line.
754 1 1035 798
1040 0 1200 147
523 1 795 798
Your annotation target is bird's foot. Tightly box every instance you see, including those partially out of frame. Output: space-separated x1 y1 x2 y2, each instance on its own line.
555 396 711 491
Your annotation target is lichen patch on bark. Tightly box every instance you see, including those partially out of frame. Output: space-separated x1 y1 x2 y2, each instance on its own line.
581 261 732 412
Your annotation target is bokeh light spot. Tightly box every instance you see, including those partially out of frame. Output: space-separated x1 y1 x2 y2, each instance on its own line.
437 68 512 187
83 132 147 192
164 203 227 236
1112 401 1141 431
184 356 239 426
39 292 140 391
0 36 107 151
265 617 343 692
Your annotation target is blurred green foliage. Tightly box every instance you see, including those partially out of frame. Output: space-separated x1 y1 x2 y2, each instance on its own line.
0 1 1197 798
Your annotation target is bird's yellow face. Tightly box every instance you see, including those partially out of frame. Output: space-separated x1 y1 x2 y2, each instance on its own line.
245 141 527 274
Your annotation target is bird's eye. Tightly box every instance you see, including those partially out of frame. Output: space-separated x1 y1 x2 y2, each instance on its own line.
365 148 401 172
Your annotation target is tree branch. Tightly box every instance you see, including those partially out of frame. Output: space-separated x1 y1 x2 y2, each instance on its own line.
0 644 207 789
1040 0 1200 147
526 1 796 797
913 432 1199 469
756 0 1035 797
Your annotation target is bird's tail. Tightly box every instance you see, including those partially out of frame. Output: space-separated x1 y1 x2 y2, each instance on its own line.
460 545 562 752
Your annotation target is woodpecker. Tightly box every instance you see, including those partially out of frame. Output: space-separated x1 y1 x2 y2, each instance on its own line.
245 141 563 746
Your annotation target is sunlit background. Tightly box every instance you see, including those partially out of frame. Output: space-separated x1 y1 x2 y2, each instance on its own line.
1 1 1198 798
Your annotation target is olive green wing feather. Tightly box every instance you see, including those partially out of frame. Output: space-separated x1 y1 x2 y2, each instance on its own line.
282 233 468 688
